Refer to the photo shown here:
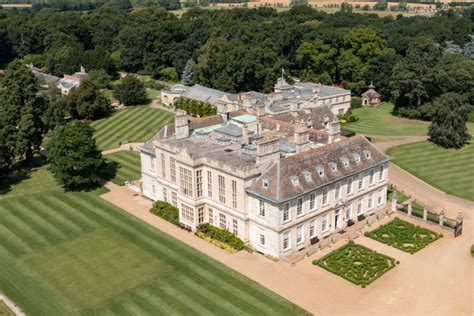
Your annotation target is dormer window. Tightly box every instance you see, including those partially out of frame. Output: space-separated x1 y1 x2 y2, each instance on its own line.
364 150 372 159
353 153 361 163
316 167 324 177
290 176 299 186
263 178 271 189
329 162 337 172
303 171 312 182
341 157 349 168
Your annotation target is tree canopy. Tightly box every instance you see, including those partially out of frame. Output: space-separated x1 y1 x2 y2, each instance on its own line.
47 121 104 190
113 74 147 105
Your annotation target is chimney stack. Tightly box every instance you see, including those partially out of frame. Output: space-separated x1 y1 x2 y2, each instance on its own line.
242 125 249 144
175 110 189 140
290 102 298 117
256 136 280 165
328 120 341 144
294 121 310 153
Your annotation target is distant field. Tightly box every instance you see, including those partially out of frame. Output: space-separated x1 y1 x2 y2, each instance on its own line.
387 141 474 201
104 151 141 185
344 103 429 137
91 106 174 151
0 168 307 315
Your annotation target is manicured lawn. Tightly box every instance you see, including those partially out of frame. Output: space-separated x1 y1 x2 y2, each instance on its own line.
0 301 14 316
91 106 174 151
365 218 442 254
343 103 429 136
387 141 474 201
0 169 307 315
313 241 396 287
104 151 141 185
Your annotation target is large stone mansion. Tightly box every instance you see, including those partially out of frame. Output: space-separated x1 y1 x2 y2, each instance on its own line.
140 88 390 258
161 78 351 117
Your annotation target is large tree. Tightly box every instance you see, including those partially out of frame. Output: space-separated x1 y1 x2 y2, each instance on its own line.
296 39 337 84
428 93 471 149
113 74 147 106
0 60 44 168
47 121 104 190
67 78 112 120
391 36 442 112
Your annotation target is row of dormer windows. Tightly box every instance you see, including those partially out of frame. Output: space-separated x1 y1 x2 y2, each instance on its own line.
286 151 373 187
281 166 385 223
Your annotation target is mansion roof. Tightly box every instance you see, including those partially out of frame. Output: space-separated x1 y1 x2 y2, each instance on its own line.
246 135 390 203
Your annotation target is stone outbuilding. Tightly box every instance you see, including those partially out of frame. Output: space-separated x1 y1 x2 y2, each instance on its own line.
362 82 381 107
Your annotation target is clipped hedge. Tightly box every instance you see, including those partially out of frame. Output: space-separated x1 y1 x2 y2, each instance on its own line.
196 223 245 251
314 240 396 287
150 201 179 226
365 217 442 254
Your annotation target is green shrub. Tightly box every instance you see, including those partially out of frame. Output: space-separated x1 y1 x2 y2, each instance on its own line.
351 96 362 109
196 223 245 251
150 201 179 225
175 97 217 117
471 245 474 257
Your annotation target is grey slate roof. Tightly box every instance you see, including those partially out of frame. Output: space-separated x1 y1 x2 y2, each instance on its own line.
246 135 390 203
215 124 243 137
181 84 237 106
271 106 336 130
32 70 60 85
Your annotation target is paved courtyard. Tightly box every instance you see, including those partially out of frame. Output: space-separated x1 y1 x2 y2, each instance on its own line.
102 182 473 316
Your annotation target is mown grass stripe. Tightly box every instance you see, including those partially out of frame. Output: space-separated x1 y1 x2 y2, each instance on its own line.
92 107 148 138
35 195 97 233
98 111 163 149
6 199 66 243
16 199 78 239
0 206 50 249
0 227 31 257
93 107 150 140
71 193 300 314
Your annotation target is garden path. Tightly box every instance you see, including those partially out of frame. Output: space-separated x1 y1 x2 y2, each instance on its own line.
101 142 143 155
101 182 473 316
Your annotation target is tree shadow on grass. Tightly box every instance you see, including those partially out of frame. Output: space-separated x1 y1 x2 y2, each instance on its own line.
0 156 47 196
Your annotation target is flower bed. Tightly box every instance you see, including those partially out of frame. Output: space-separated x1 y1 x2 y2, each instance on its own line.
313 241 397 287
149 201 179 226
365 217 442 254
196 223 245 251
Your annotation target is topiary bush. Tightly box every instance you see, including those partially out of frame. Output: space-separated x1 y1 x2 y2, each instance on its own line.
365 217 442 253
196 223 245 251
150 201 179 226
313 241 396 287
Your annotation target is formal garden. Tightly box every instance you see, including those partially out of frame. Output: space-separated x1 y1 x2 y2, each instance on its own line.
387 141 474 201
91 106 174 151
365 218 442 254
313 241 397 287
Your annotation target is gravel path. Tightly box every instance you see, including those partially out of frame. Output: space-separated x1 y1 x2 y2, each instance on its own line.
0 293 25 316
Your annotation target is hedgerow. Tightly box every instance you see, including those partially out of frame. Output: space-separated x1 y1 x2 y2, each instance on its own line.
313 241 397 287
150 201 179 226
196 223 245 251
364 217 442 254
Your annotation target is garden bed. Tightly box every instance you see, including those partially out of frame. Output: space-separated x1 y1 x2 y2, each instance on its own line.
196 223 245 252
149 201 179 226
365 217 442 254
313 241 397 287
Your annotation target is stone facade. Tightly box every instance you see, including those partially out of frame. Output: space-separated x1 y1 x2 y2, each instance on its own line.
140 108 389 259
161 78 351 116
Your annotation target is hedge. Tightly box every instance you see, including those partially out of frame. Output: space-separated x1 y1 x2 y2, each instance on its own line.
150 200 179 225
314 240 396 287
175 97 216 117
365 217 442 254
196 223 245 251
